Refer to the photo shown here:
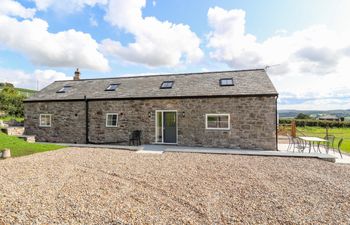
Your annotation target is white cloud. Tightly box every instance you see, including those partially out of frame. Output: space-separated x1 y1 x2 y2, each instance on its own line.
0 68 71 90
207 7 350 110
29 0 203 68
32 0 108 12
101 0 203 67
0 0 36 18
207 7 261 69
34 69 71 89
0 15 109 71
278 98 350 111
207 7 350 71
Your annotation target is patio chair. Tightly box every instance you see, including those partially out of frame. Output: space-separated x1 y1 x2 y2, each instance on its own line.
323 135 335 153
294 137 306 153
336 138 343 159
129 130 142 146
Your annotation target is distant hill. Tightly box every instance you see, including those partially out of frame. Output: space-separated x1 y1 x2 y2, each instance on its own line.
0 82 37 97
278 109 350 119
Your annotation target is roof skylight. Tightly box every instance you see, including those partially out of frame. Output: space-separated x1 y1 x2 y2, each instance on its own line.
105 84 119 91
219 78 234 86
56 85 71 93
160 81 174 89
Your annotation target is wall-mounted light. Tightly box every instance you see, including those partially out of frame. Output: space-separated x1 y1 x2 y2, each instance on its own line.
182 111 185 118
148 112 152 118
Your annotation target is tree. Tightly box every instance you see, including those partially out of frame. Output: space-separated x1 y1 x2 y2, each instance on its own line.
0 82 14 88
0 85 25 117
295 113 311 120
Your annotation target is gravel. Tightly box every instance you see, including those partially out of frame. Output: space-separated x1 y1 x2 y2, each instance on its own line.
0 147 350 224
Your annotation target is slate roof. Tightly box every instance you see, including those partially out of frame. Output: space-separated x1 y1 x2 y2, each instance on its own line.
25 69 278 102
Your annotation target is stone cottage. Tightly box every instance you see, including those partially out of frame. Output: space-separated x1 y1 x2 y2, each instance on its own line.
24 69 278 150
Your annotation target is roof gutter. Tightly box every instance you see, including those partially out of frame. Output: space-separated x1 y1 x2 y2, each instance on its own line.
85 95 89 144
275 95 279 151
24 93 279 103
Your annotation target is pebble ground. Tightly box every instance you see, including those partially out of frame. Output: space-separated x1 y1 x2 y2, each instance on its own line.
0 148 349 224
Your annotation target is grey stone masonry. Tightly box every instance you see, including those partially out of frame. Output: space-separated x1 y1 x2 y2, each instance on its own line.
24 101 86 143
3 127 25 136
24 96 277 150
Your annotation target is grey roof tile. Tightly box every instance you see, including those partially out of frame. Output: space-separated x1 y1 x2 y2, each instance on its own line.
26 69 278 101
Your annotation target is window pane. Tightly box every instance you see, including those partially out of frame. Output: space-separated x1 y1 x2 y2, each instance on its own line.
207 116 218 128
156 112 163 142
219 121 228 128
111 115 117 125
106 84 118 91
57 85 71 93
160 81 174 89
107 114 117 126
40 115 51 126
220 78 233 86
207 115 229 129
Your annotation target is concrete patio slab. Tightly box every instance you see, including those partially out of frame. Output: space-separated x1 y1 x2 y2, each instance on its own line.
278 144 350 164
136 150 164 154
42 143 142 151
42 142 340 163
140 144 336 162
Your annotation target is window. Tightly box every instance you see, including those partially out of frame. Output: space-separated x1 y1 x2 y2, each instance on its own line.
57 85 71 93
160 81 174 89
219 78 234 86
39 114 52 127
206 114 230 130
105 84 119 91
106 113 118 127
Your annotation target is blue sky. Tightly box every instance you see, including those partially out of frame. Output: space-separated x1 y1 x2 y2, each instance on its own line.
0 0 350 110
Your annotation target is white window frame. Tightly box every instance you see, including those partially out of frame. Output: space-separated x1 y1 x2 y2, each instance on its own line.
39 114 52 127
106 113 118 127
205 114 230 130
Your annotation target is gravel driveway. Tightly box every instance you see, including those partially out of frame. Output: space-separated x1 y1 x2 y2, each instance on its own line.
0 148 349 224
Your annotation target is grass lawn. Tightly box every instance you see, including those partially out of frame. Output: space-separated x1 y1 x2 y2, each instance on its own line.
0 132 64 157
0 116 24 122
297 126 350 153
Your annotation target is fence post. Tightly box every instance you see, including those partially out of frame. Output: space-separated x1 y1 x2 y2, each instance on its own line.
291 120 296 137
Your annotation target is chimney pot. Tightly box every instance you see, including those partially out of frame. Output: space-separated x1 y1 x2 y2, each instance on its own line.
74 68 80 80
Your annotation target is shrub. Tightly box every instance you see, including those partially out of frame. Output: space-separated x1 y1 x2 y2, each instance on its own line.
0 86 25 117
279 118 350 128
295 113 311 119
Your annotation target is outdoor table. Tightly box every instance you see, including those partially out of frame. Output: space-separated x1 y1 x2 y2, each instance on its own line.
299 136 328 153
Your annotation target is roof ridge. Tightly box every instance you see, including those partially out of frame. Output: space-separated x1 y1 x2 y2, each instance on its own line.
54 68 265 82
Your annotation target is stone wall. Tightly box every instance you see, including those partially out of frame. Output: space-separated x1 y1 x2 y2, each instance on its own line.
3 126 25 136
24 101 86 143
24 96 277 150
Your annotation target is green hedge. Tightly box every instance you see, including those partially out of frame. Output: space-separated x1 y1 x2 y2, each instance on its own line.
279 118 350 128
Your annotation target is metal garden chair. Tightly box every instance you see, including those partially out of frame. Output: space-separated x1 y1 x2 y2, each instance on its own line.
336 138 343 158
129 130 142 146
323 135 335 153
294 137 306 153
286 134 293 151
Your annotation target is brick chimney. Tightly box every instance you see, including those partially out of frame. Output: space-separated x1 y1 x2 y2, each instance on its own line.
73 68 80 80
